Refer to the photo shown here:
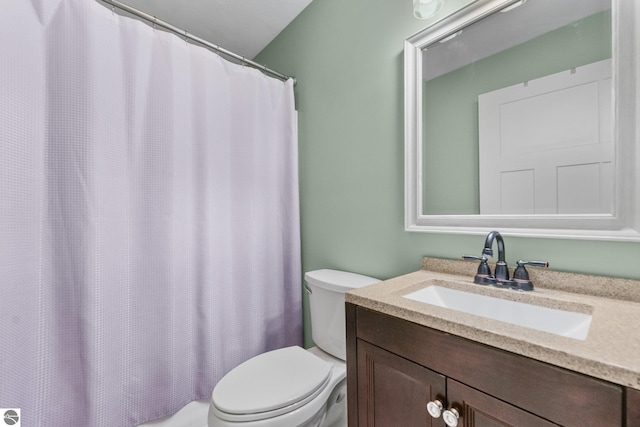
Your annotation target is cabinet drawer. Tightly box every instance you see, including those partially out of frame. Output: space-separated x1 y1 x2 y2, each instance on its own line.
355 306 623 426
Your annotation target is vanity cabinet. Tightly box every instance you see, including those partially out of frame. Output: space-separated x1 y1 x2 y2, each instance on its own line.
346 304 631 427
356 340 555 427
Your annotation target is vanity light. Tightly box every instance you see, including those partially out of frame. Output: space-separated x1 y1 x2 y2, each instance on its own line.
500 0 527 12
413 0 444 19
439 30 463 43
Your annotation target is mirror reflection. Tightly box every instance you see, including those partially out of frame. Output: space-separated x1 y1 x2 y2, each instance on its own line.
421 0 612 215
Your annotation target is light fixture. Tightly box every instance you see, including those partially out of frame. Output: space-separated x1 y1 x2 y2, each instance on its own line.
438 30 463 43
500 0 527 12
413 0 444 19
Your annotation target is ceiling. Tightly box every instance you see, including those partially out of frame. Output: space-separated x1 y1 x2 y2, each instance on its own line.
423 0 611 80
110 0 314 59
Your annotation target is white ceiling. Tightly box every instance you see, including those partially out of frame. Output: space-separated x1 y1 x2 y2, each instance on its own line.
423 0 611 80
112 0 314 59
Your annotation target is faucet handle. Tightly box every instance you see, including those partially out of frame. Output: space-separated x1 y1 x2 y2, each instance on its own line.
462 255 492 285
517 260 549 269
512 260 549 291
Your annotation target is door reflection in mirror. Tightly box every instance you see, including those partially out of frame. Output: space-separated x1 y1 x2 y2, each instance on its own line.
421 0 611 215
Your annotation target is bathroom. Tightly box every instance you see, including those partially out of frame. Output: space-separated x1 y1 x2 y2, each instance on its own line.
1 0 639 426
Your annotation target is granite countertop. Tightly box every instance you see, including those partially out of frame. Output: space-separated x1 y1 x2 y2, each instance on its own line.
346 257 640 390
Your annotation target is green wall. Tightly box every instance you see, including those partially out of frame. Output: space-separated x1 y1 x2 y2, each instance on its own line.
423 11 612 214
256 0 640 347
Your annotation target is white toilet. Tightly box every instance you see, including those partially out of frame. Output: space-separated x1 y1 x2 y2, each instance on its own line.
208 269 380 427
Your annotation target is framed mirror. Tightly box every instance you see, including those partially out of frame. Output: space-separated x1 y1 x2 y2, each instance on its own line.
405 0 640 241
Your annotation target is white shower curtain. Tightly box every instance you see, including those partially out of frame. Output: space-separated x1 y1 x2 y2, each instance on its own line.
0 0 301 425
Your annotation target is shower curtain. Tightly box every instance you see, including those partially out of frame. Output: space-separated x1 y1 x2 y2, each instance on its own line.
0 0 301 425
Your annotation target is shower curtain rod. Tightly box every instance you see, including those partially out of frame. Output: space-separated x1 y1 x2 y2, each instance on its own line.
100 0 295 84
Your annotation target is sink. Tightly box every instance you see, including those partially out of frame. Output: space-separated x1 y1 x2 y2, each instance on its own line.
403 285 592 340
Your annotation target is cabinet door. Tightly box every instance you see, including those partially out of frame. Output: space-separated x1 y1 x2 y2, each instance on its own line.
446 379 558 427
357 340 447 427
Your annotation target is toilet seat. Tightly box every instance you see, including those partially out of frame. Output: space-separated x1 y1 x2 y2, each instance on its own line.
211 346 332 422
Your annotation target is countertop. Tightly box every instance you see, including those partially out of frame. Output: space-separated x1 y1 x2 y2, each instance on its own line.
346 257 640 390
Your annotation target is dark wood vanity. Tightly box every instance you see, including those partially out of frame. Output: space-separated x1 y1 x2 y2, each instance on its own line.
346 305 640 427
344 258 640 426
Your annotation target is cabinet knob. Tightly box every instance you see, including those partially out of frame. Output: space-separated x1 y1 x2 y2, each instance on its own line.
443 407 460 427
426 399 443 418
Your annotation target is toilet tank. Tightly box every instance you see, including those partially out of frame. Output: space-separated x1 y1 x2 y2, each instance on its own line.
304 269 380 361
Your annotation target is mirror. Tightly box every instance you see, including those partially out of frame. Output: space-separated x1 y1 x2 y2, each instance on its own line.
405 0 640 241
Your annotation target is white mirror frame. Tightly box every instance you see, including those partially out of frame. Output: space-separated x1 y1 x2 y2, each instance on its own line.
405 0 640 241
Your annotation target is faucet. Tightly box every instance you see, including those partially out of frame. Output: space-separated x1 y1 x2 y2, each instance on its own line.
482 231 509 284
463 230 512 288
463 231 549 291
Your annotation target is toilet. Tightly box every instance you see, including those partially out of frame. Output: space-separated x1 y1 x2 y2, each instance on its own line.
208 269 380 427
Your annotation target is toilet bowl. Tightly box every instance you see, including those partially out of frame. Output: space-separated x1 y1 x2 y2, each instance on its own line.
208 346 346 427
208 270 380 427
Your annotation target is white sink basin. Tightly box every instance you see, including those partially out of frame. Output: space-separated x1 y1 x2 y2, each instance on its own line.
403 285 592 340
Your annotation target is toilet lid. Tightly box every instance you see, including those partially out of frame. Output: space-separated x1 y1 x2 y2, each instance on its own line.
212 346 332 416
